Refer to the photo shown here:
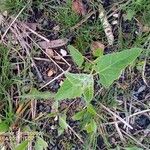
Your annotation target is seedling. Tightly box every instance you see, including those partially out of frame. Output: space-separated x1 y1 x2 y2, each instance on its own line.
55 45 142 133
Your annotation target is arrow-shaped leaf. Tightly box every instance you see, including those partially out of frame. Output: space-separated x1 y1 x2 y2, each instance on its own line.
95 48 142 88
68 45 84 67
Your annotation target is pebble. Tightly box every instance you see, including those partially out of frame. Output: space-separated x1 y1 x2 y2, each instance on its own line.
112 20 118 25
54 116 58 121
47 69 54 77
113 13 119 18
60 49 67 56
135 31 139 35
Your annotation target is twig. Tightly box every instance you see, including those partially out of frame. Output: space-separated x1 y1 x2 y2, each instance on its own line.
21 23 50 42
121 129 148 149
68 125 84 143
102 109 150 126
10 25 43 82
100 103 133 129
142 59 149 87
1 1 30 40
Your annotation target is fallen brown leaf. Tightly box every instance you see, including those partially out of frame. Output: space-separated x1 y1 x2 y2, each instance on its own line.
47 69 55 77
46 48 54 57
72 0 86 16
38 38 68 49
91 41 105 57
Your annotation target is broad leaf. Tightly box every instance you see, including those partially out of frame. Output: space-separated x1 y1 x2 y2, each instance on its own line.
68 45 84 67
84 119 97 133
55 73 94 102
35 136 48 150
72 110 85 121
21 88 54 100
87 104 97 116
15 140 28 150
66 73 94 102
95 48 142 88
55 79 82 101
59 115 68 130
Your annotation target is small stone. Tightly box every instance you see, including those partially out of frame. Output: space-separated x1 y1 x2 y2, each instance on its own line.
47 69 54 77
112 20 118 25
60 49 67 56
54 116 58 121
135 31 139 35
113 13 119 18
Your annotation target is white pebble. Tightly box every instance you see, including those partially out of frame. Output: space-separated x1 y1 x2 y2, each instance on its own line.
60 49 67 56
135 31 139 35
54 116 58 121
113 13 119 18
112 20 118 25
92 16 95 19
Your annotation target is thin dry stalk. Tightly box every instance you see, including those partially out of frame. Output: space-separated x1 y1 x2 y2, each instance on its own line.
21 23 49 42
31 100 37 119
102 109 150 126
10 25 43 81
121 129 148 149
142 59 149 87
1 1 30 40
100 103 133 129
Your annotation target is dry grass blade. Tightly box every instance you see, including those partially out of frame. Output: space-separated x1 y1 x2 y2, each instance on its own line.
102 109 150 126
31 100 37 119
1 1 30 40
10 25 43 82
121 129 148 149
100 103 133 129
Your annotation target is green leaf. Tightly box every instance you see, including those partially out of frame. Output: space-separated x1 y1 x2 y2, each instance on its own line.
95 48 142 88
87 104 97 116
84 119 97 133
55 73 94 102
67 73 94 102
15 140 28 150
35 137 48 150
59 115 68 130
20 88 54 100
72 110 86 121
68 45 84 67
55 79 82 101
93 48 104 57
0 122 9 132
